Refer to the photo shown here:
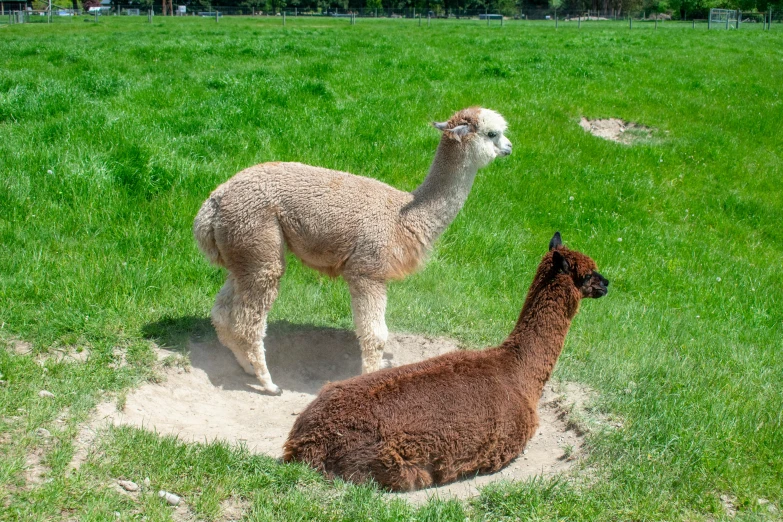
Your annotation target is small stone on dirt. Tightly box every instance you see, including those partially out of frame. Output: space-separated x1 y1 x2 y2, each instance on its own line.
39 390 55 398
119 480 139 492
35 428 51 438
159 490 181 506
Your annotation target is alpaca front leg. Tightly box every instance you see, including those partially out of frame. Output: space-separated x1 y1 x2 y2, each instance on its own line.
346 277 388 374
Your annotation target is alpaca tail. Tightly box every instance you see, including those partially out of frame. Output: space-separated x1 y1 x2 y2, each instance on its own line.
193 191 224 267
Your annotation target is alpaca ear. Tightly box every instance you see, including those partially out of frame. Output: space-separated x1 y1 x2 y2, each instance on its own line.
448 125 470 142
433 122 470 142
549 231 562 251
552 250 570 273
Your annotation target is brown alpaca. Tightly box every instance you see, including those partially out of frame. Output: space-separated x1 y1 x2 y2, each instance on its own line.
283 232 608 491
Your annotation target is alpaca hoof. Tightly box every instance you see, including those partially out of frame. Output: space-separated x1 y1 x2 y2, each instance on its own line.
380 358 395 369
262 384 282 396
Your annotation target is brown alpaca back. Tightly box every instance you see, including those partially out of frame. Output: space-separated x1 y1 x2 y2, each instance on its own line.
283 235 607 492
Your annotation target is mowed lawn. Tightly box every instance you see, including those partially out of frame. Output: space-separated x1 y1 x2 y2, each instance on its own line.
1 16 782 521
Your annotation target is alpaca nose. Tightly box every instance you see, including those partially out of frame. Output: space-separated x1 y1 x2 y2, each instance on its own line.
596 273 609 297
499 140 512 156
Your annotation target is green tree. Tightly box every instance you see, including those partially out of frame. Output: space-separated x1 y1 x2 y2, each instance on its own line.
498 0 516 14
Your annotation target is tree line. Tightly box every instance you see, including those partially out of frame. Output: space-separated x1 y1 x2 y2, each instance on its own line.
49 0 780 21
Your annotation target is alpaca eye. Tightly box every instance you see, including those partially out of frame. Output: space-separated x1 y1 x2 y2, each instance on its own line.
487 131 498 138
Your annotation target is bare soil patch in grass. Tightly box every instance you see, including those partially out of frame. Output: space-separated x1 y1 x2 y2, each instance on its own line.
579 117 653 144
3 339 90 364
24 448 49 488
85 325 593 503
219 497 251 522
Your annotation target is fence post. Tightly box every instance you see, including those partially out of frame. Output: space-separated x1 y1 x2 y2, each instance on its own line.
578 15 581 28
736 10 740 28
555 11 558 28
500 15 503 26
629 16 632 29
427 13 430 26
282 10 285 25
725 13 729 29
215 10 218 22
655 17 657 29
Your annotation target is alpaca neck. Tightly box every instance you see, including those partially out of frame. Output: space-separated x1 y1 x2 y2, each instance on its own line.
503 276 579 397
402 140 479 247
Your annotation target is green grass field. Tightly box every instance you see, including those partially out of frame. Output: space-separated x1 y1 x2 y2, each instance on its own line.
1 16 782 521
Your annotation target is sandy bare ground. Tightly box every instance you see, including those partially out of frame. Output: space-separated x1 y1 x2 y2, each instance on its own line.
89 325 590 504
579 117 652 144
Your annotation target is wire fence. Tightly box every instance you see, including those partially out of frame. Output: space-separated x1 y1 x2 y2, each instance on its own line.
2 4 781 27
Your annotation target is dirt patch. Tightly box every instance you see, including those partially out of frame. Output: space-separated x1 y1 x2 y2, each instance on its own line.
87 325 593 503
7 340 32 356
220 497 250 522
2 339 90 364
24 449 49 488
579 117 652 144
720 493 738 517
68 421 100 473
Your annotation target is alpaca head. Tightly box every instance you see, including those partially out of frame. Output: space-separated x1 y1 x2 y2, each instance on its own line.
547 232 609 300
432 107 512 169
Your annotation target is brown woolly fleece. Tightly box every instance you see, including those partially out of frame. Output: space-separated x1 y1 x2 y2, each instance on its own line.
283 233 609 491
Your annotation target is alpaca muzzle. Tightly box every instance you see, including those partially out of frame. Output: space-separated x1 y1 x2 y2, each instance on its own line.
497 137 512 157
591 271 609 298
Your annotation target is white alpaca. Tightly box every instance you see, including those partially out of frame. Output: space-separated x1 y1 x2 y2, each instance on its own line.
194 107 512 395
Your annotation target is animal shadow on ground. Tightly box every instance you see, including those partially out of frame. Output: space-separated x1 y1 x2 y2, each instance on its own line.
143 317 369 395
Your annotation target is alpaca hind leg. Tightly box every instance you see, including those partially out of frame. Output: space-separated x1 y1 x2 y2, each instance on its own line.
346 276 388 374
211 277 255 376
373 445 433 491
216 217 286 395
232 269 283 395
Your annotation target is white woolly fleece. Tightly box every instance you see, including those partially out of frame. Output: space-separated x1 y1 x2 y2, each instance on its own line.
477 108 508 134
